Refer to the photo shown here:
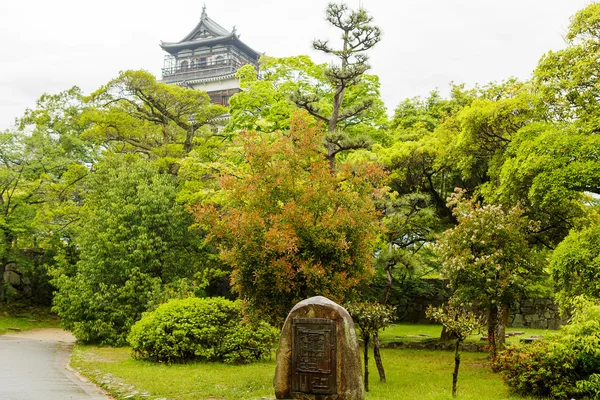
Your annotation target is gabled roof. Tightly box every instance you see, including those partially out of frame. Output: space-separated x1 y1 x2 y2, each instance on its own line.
180 6 231 42
160 7 260 60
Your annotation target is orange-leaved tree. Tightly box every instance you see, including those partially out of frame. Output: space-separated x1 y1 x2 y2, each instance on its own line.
192 112 386 325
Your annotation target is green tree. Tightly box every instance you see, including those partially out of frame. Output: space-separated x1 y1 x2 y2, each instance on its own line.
84 70 226 166
535 3 600 131
228 3 386 170
375 192 438 306
436 189 545 361
426 303 481 397
228 54 388 151
84 70 233 207
372 87 478 319
227 57 313 134
486 122 600 248
0 87 93 303
193 113 385 325
550 217 600 311
454 80 538 192
346 301 395 391
482 4 600 248
309 3 381 131
385 80 536 209
377 85 477 224
51 154 205 345
298 2 382 169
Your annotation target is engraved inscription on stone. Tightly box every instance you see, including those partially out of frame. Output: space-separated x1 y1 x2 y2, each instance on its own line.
291 317 337 395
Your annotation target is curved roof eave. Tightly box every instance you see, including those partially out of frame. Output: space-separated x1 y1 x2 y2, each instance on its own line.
160 33 235 51
180 15 231 42
160 35 260 60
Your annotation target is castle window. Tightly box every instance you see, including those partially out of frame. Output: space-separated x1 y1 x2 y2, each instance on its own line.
215 55 225 65
180 60 189 71
199 57 207 67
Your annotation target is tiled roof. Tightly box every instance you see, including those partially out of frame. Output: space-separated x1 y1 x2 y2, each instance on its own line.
160 7 259 59
180 6 231 41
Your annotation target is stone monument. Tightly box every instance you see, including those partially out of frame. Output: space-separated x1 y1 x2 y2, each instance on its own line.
274 296 365 400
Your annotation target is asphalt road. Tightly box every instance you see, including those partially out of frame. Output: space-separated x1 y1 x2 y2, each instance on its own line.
0 331 110 400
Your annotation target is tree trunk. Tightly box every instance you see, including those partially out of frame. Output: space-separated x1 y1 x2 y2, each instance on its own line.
380 242 393 305
184 125 194 154
373 332 386 382
326 85 346 172
363 335 370 392
487 304 499 363
497 304 509 351
327 143 336 172
0 232 11 303
0 262 5 302
452 339 461 397
440 325 457 340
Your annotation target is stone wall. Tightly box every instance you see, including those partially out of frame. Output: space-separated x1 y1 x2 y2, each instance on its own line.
2 263 32 299
397 279 450 324
398 279 564 329
508 298 566 329
1 255 53 305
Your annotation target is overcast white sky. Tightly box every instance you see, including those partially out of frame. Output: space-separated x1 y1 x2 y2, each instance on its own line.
0 0 592 129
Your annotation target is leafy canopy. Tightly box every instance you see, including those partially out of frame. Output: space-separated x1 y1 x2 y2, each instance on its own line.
193 112 386 325
51 154 204 345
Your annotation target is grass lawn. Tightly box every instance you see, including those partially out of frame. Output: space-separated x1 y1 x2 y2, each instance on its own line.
72 344 542 400
379 323 558 346
71 346 275 400
0 306 61 334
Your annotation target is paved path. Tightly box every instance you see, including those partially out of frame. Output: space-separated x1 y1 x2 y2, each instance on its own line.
0 329 110 400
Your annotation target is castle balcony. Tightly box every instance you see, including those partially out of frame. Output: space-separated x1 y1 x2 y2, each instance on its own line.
161 56 242 84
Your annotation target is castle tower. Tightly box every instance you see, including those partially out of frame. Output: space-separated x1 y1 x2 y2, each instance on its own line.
160 6 260 106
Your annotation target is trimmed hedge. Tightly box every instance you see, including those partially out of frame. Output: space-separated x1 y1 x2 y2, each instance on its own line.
127 297 278 364
495 300 600 399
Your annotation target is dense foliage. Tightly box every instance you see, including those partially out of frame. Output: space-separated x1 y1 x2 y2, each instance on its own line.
1 6 600 396
51 155 204 345
0 87 94 303
436 190 545 359
84 70 226 159
550 219 600 312
128 297 278 364
228 4 386 171
496 299 600 399
193 113 386 325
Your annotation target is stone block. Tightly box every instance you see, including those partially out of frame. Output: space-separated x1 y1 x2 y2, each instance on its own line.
511 314 525 327
4 270 21 286
274 296 364 400
523 314 536 323
522 300 534 307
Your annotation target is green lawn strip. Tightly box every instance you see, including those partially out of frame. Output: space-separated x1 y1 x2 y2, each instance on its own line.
71 345 276 400
368 349 540 400
0 312 61 335
72 345 538 400
379 323 443 343
380 323 559 347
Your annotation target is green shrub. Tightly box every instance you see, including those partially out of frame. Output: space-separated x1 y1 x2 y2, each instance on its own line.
495 298 600 399
51 155 210 346
220 321 280 364
495 340 576 398
52 267 163 346
127 297 278 364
